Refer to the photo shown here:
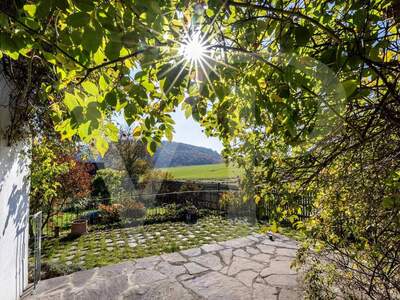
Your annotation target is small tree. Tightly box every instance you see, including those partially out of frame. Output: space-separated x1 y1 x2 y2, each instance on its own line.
104 132 152 185
30 138 92 229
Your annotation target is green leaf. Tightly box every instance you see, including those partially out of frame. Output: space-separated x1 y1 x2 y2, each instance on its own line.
342 80 358 98
82 81 99 96
66 12 90 28
72 0 94 11
86 102 101 122
122 32 139 47
147 140 157 154
82 26 102 53
294 26 311 46
77 121 91 140
105 41 122 60
165 128 173 142
23 4 37 17
105 123 119 142
95 135 109 157
133 127 142 138
63 92 79 111
99 76 108 91
105 91 117 107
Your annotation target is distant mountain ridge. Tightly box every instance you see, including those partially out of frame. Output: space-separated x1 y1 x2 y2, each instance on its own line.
153 141 222 168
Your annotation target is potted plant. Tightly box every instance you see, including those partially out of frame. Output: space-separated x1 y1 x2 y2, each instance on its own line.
184 205 199 224
71 219 88 236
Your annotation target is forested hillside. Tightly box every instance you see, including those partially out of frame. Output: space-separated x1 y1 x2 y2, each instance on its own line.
153 142 222 168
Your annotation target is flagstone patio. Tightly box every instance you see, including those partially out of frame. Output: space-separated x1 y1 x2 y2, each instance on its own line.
28 233 303 300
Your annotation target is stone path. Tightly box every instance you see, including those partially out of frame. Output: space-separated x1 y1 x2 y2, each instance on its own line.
29 234 303 299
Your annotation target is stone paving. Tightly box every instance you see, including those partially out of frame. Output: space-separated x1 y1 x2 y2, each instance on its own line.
42 216 257 271
29 233 303 300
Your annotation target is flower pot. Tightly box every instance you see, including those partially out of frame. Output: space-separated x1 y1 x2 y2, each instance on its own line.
185 212 198 224
71 219 88 236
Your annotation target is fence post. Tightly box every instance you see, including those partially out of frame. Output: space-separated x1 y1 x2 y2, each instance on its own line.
32 211 42 290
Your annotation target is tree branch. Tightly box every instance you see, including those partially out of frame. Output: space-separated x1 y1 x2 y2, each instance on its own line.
227 0 341 42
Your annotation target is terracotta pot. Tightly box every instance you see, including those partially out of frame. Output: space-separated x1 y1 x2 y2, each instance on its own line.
71 219 88 236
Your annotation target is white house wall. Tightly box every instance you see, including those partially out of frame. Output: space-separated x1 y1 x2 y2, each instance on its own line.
0 70 30 300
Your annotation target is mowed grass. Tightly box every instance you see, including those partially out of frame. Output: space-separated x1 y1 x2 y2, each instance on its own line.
159 163 241 180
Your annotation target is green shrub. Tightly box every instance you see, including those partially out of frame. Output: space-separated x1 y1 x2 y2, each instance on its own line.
119 200 146 220
98 204 122 223
141 170 174 182
179 181 201 192
41 262 84 280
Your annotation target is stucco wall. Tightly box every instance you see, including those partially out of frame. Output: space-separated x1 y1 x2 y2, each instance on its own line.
0 71 30 300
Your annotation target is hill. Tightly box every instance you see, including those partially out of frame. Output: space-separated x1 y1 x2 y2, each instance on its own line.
153 141 222 168
160 163 241 180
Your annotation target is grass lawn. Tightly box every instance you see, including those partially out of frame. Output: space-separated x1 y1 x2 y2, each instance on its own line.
41 215 258 275
159 163 241 180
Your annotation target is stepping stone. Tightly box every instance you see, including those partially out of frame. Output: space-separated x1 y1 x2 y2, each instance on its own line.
190 253 223 271
260 260 297 277
221 237 254 248
251 253 271 264
252 283 278 300
130 269 167 285
236 270 258 287
227 257 264 276
233 249 250 258
219 249 233 265
135 256 161 269
201 243 224 253
177 273 194 281
182 271 251 300
256 244 276 254
71 268 96 288
265 274 298 287
157 261 186 277
161 252 187 263
245 247 260 255
276 247 297 257
128 243 137 248
124 279 196 299
181 248 201 257
184 262 208 275
116 241 125 245
279 288 303 299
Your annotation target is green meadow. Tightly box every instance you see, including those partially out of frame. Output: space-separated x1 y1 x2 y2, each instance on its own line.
160 163 241 180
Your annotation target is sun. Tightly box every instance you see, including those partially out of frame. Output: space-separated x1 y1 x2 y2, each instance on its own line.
179 32 208 63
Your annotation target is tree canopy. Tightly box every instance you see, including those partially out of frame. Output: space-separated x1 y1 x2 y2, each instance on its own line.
1 0 399 298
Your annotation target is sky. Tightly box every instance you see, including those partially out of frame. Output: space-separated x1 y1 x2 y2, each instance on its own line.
114 106 224 153
170 106 223 153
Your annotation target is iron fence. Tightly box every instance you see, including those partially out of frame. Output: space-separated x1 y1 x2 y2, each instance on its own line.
41 189 315 237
